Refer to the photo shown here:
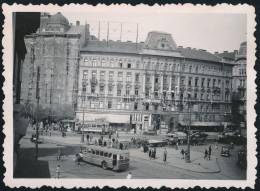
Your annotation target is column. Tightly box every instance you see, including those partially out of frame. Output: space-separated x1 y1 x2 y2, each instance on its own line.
160 73 163 98
142 73 146 96
176 74 180 100
168 75 172 99
151 73 155 99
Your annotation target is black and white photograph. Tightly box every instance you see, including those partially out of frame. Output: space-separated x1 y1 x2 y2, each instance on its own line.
3 4 256 189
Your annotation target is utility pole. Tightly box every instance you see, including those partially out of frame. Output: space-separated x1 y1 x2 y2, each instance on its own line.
185 92 191 163
35 66 40 159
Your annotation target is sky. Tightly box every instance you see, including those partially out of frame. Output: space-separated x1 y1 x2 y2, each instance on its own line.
61 11 246 54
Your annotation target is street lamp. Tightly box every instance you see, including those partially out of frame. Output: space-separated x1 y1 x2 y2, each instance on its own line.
185 91 191 163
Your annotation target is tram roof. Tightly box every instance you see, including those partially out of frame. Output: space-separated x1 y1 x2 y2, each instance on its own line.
81 145 130 154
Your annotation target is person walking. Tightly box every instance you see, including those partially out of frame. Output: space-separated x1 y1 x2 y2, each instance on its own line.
126 172 132 179
163 148 167 163
154 148 157 159
55 165 61 179
120 142 123 150
204 149 208 160
180 149 185 159
86 133 90 143
148 148 152 160
208 145 212 160
214 138 218 149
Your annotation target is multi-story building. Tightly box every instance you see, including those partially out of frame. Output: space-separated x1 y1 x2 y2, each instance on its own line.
215 42 247 129
77 31 233 133
20 12 89 112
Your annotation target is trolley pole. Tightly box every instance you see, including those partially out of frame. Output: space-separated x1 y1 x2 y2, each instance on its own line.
185 93 191 163
35 66 40 159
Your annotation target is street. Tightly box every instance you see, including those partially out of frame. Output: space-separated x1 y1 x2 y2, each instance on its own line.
14 130 246 180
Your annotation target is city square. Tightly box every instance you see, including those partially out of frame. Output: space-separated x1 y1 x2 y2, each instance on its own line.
10 5 252 185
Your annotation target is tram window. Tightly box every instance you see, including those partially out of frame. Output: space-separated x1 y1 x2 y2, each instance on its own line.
96 150 100 155
120 155 124 160
87 149 92 154
100 151 104 156
92 150 95 155
104 152 108 157
108 153 112 158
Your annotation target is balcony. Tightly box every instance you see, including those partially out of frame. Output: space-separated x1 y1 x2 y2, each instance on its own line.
237 85 246 91
90 78 97 85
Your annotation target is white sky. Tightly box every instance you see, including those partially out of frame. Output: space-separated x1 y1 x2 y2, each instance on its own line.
61 11 246 54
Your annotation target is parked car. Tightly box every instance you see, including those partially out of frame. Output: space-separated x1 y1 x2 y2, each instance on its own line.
165 132 187 144
143 130 157 135
30 134 44 144
221 146 231 157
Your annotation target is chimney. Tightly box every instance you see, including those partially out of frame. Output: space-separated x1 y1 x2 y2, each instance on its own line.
199 49 206 52
234 50 238 53
187 47 191 49
178 46 183 48
215 51 218 54
224 51 228 53
76 21 80 26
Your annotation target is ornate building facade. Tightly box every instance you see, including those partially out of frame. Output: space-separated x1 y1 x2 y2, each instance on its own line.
20 12 89 112
77 31 233 133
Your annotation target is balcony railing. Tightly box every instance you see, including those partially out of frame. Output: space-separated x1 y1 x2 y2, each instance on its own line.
90 78 97 84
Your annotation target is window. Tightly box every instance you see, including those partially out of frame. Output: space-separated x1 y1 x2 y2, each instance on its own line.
163 76 167 83
135 87 139 95
195 66 198 73
201 93 204 100
226 80 230 87
136 61 140 69
155 90 159 98
126 103 129 109
126 86 130 95
117 87 121 96
108 101 112 108
96 150 100 155
104 152 108 157
194 93 197 99
145 88 150 97
126 73 131 82
92 150 95 154
84 58 88 66
155 76 159 83
82 84 87 92
188 77 192 86
100 71 105 80
83 70 88 79
91 86 95 94
146 75 150 83
213 79 216 87
135 73 140 82
218 79 221 87
90 102 95 108
92 71 97 80
155 63 159 70
189 65 192 73
206 93 210 100
201 66 205 74
110 59 114 67
181 77 185 85
108 87 113 95
92 59 97 67
99 101 103 108
127 62 131 68
201 78 205 87
117 102 121 109
181 65 185 72
101 59 105 67
146 104 149 110
119 60 123 68
118 72 123 81
134 102 138 110
207 79 211 87
109 72 114 81
100 86 104 93
100 151 104 156
195 78 198 86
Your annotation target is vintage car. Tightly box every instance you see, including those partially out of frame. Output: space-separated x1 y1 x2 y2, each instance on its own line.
30 134 44 143
221 146 231 157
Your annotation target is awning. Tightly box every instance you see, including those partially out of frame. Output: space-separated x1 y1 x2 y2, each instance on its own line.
77 113 130 124
180 121 220 126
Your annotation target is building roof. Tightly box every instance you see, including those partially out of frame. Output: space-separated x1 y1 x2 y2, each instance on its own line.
81 40 143 54
47 12 69 27
215 51 236 61
66 25 85 35
178 47 222 63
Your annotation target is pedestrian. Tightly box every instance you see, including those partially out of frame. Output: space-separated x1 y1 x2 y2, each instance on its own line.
126 172 132 179
104 140 107 147
55 165 61 179
86 133 90 142
154 148 156 159
149 148 152 160
181 149 185 159
76 152 83 166
112 137 115 143
215 139 218 149
204 149 208 160
57 149 61 161
94 139 97 146
208 145 212 160
163 148 167 163
120 142 123 150
109 133 111 140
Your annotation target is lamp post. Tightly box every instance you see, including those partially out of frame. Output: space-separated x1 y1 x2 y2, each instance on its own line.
185 91 191 163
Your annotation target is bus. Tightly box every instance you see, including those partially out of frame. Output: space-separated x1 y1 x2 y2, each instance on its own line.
80 145 130 171
80 121 111 135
